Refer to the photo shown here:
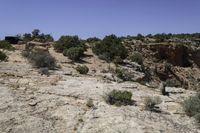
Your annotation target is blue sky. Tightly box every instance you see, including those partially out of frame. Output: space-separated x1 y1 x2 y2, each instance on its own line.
0 0 200 40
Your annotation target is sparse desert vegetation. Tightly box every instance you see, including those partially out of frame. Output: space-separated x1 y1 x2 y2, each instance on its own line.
183 93 200 123
144 96 162 112
0 31 200 133
22 50 56 69
21 29 54 43
63 47 84 61
129 52 143 65
92 35 128 61
0 51 8 61
54 35 86 61
104 90 134 106
1 0 200 132
76 65 89 74
0 40 15 50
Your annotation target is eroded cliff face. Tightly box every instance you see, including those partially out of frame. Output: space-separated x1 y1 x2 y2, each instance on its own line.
125 41 200 90
140 43 193 67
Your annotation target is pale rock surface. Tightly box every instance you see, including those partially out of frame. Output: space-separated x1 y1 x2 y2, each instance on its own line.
0 49 199 133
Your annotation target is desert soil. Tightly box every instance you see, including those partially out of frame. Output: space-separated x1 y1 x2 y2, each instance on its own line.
0 48 199 133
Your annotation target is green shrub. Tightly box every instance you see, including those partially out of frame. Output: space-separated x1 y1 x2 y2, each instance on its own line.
129 52 143 65
86 98 94 108
22 50 56 69
22 29 54 43
86 37 101 43
183 93 200 117
21 50 30 57
92 35 128 61
105 90 134 106
135 33 144 41
54 35 85 53
63 47 84 61
23 33 32 42
36 33 54 43
39 67 49 76
115 68 132 81
183 93 200 123
113 56 123 65
76 65 89 74
0 40 15 50
0 51 8 61
144 96 162 111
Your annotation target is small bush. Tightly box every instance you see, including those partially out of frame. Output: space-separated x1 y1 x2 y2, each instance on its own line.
113 56 123 65
86 37 101 43
0 40 15 50
86 98 94 108
76 65 89 74
21 50 30 57
63 47 84 61
144 96 162 111
129 52 143 65
115 68 132 81
39 67 49 76
105 90 134 106
92 35 128 61
22 29 54 43
54 35 85 53
22 50 56 69
0 51 8 61
183 93 200 118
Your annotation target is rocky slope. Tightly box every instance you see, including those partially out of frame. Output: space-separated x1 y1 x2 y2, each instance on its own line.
0 47 199 133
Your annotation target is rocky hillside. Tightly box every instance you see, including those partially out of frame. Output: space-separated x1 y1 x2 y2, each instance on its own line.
0 36 200 133
122 38 200 90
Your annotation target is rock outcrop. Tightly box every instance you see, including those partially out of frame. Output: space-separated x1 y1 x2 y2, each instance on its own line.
26 41 49 51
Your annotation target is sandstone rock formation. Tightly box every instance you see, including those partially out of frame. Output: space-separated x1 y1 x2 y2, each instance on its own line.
25 41 49 51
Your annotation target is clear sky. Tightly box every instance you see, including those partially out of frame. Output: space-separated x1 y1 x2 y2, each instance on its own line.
0 0 200 40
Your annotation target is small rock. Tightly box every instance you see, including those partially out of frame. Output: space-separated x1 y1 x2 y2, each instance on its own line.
64 71 72 76
18 87 26 91
28 101 37 106
18 79 30 84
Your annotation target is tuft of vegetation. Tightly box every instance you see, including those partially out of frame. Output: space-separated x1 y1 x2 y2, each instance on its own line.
144 96 162 112
129 52 143 65
183 93 200 123
23 33 32 42
113 56 123 65
22 50 56 69
0 40 15 51
63 47 84 61
86 98 94 108
115 68 132 81
86 37 101 43
135 33 145 41
105 90 134 106
76 65 89 74
0 51 8 61
54 35 85 53
39 67 49 76
92 35 128 62
22 29 54 43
